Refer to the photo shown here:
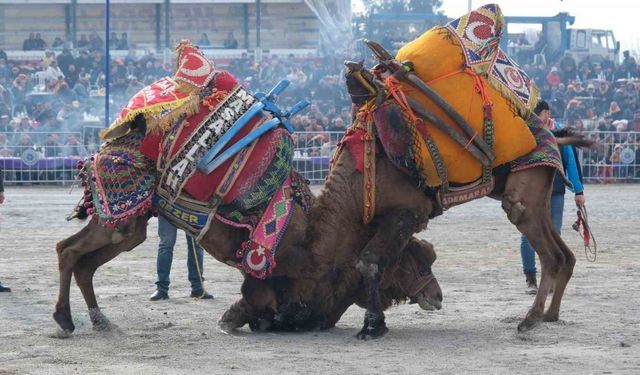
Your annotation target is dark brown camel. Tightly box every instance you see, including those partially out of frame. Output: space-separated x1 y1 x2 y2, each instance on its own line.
215 60 592 338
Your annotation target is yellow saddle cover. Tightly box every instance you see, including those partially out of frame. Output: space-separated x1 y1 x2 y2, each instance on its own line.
395 4 537 185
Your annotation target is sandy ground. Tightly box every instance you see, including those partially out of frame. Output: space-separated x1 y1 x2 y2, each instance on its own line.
0 184 639 375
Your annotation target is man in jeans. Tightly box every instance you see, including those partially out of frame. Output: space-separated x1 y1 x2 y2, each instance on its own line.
0 166 10 292
520 100 586 294
150 215 213 300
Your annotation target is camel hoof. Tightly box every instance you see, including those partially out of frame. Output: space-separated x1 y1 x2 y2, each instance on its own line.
92 322 114 332
543 312 559 322
52 328 73 339
517 317 541 333
53 311 75 334
89 308 115 332
356 324 389 340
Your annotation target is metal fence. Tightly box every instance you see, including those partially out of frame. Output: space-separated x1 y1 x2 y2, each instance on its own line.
1 130 639 185
580 131 640 183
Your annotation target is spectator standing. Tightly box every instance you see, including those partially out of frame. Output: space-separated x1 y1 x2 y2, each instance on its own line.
75 50 92 73
61 134 88 157
198 33 212 47
57 49 75 77
52 37 65 50
89 32 104 51
559 52 577 82
23 33 36 51
149 216 213 301
117 32 129 50
32 33 47 50
108 32 120 51
43 133 62 157
76 34 90 49
223 32 238 49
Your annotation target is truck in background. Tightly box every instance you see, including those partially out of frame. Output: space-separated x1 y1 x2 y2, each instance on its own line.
502 13 620 66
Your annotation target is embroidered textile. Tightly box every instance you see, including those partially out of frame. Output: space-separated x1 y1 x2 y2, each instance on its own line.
80 132 156 226
511 123 563 173
445 4 538 114
100 77 199 140
159 86 257 200
174 40 217 91
236 175 295 279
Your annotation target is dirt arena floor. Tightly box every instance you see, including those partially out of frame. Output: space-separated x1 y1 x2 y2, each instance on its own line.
0 184 638 374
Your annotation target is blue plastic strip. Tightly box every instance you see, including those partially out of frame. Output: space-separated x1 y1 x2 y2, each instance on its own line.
196 101 265 172
198 117 282 174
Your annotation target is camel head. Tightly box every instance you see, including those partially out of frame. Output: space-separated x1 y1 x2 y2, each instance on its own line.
388 239 442 311
344 60 377 108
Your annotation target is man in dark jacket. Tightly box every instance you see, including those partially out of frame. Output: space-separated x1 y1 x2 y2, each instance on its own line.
0 166 10 292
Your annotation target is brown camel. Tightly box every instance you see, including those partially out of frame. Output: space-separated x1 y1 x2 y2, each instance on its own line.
216 61 592 339
53 162 443 337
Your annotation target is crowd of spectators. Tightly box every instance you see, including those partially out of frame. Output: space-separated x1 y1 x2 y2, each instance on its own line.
0 32 352 165
1 31 640 182
523 50 640 180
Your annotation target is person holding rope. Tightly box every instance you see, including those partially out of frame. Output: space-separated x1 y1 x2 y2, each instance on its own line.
520 100 586 295
0 166 10 293
150 215 213 301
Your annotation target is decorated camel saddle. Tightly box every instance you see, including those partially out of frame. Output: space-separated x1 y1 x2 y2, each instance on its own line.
341 4 564 218
73 40 310 279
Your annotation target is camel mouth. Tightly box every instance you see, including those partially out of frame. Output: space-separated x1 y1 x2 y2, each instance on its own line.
417 296 442 311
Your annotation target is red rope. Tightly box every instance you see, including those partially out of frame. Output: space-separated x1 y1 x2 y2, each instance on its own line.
572 206 597 262
384 76 419 124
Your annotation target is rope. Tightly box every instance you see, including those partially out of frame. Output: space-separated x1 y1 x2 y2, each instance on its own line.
188 235 207 296
572 205 597 262
384 76 421 126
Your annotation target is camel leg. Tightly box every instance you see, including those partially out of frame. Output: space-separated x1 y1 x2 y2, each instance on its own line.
54 217 114 334
73 218 147 331
543 229 576 322
356 208 423 340
502 168 563 332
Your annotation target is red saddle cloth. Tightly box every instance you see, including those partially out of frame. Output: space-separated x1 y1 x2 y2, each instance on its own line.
140 71 289 205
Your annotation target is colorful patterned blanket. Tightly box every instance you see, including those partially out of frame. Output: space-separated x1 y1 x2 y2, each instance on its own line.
511 122 563 174
445 3 539 115
77 132 156 227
